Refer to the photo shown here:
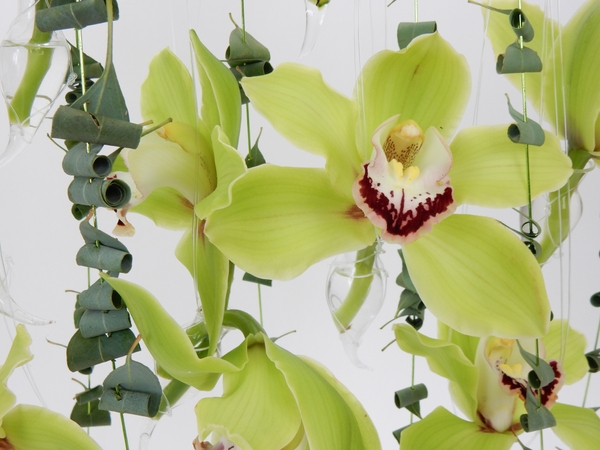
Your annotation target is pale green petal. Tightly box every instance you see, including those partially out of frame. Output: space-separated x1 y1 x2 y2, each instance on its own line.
191 30 241 148
2 404 101 449
175 227 230 356
562 0 600 152
140 48 198 129
0 325 32 435
400 407 516 450
195 126 246 220
264 338 373 449
403 214 550 338
196 337 302 450
542 320 588 385
241 63 361 196
131 187 193 230
437 322 480 364
485 0 560 134
99 275 246 390
450 126 572 207
206 165 375 280
356 32 470 157
552 403 600 450
394 324 479 421
299 356 381 449
128 130 213 204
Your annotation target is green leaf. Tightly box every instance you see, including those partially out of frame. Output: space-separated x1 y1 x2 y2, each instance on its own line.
66 329 140 372
79 309 131 338
78 278 123 311
242 273 272 287
516 341 555 388
508 9 535 42
245 131 266 168
397 22 437 50
400 407 516 450
394 384 428 418
2 404 102 449
226 27 271 65
68 177 131 210
505 95 545 145
36 0 119 32
520 388 556 432
74 386 104 405
393 324 478 421
70 400 111 427
62 142 112 178
449 125 572 208
403 214 550 339
205 166 375 280
496 43 542 74
552 402 600 449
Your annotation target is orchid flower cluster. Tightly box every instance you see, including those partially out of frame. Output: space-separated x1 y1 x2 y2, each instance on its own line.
0 0 600 449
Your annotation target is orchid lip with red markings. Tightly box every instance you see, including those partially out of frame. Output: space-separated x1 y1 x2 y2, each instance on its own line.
352 115 456 244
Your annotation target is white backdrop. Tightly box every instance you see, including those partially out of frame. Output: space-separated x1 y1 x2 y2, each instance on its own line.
1 1 599 449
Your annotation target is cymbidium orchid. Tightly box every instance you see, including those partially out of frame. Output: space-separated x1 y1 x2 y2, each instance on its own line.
394 320 600 449
485 0 600 262
100 274 381 450
0 325 101 449
113 31 245 355
204 32 572 339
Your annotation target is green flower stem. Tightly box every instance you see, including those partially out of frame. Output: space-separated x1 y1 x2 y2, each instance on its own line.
8 1 53 125
155 378 190 420
223 309 265 337
538 148 591 264
333 242 377 331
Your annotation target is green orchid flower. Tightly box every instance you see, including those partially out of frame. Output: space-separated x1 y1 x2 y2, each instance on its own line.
484 0 600 262
114 31 245 355
0 325 100 449
100 274 381 450
394 320 599 449
204 32 572 339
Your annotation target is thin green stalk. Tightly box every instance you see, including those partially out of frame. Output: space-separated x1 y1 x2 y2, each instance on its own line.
414 0 418 22
241 0 247 43
409 354 415 424
8 1 52 124
333 242 377 330
111 360 130 450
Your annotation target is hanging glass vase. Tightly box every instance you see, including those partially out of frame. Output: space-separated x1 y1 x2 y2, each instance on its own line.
0 0 72 167
326 240 386 368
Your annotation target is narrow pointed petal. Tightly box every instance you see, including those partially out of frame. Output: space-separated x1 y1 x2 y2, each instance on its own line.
195 127 246 220
394 324 479 421
403 214 550 338
484 0 560 134
437 322 480 364
400 407 516 450
241 64 361 196
130 187 193 230
562 0 600 152
356 32 470 158
542 320 588 385
2 404 101 449
141 48 198 129
127 130 213 204
175 226 230 356
264 339 377 449
0 325 32 426
196 338 302 450
99 275 246 390
206 166 375 280
552 403 600 449
449 126 572 207
191 31 241 148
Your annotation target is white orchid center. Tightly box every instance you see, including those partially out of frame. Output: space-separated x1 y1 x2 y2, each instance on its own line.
352 115 456 245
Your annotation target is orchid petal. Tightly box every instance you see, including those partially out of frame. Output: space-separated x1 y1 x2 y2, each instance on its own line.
400 407 516 450
191 30 241 148
140 48 197 129
99 275 247 390
206 166 375 280
130 187 193 230
552 403 600 449
484 0 560 134
437 322 480 364
449 125 572 207
356 32 470 157
196 336 302 450
542 320 588 385
241 63 361 196
195 126 246 220
0 325 32 434
175 226 230 356
394 324 479 421
127 128 213 204
403 214 550 338
2 404 101 449
562 0 600 152
264 339 376 449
